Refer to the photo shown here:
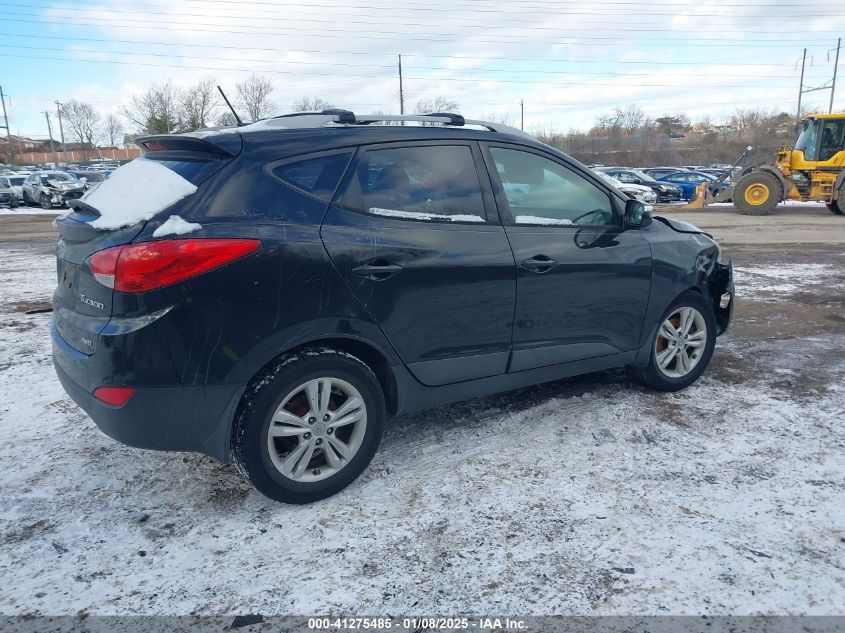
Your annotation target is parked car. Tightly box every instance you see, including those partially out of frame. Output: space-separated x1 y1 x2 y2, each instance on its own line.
52 111 734 503
0 175 25 204
595 170 658 203
67 170 106 192
658 171 730 200
0 177 19 208
22 171 87 208
596 167 683 202
643 167 685 180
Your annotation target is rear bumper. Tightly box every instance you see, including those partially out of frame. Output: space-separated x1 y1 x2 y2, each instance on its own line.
52 321 244 462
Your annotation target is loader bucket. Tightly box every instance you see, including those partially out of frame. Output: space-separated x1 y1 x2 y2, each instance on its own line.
683 183 709 209
682 182 735 209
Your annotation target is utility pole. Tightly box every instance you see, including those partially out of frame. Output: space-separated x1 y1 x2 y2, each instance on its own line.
55 100 68 164
796 48 807 127
0 86 10 143
398 54 405 125
43 111 57 164
520 99 524 131
830 37 841 114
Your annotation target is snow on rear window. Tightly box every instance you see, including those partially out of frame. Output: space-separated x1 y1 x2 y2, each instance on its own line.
83 158 198 230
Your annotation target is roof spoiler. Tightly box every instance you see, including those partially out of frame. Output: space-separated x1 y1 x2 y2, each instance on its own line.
136 135 238 157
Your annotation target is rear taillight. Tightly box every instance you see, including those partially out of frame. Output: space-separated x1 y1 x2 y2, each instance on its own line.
93 386 135 406
88 239 260 293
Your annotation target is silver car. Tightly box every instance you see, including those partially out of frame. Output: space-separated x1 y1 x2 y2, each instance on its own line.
22 171 87 209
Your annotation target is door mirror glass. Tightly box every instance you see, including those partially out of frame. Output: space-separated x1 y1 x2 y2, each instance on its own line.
624 199 651 227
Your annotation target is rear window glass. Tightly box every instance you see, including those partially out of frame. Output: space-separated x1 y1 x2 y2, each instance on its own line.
145 156 227 186
271 152 353 202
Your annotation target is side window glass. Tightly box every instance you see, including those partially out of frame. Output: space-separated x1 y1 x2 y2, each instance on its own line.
271 152 353 202
489 147 615 226
339 145 486 223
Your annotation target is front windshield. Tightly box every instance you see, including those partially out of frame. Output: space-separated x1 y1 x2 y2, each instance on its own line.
795 119 819 161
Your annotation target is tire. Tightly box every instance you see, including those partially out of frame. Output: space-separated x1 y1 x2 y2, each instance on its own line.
733 172 781 216
9 197 18 209
632 291 717 392
40 193 52 210
828 201 843 215
231 347 385 504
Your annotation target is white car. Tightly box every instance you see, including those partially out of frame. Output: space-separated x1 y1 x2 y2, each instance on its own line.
595 171 658 204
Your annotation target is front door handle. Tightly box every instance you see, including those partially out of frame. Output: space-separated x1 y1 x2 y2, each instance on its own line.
352 259 403 281
520 255 558 273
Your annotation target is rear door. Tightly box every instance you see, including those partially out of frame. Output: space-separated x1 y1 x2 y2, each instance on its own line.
320 141 516 386
481 143 652 372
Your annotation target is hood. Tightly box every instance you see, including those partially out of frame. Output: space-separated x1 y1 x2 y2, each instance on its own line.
620 183 653 193
654 215 713 238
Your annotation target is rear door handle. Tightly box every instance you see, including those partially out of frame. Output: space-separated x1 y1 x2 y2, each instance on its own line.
352 260 403 281
520 255 558 273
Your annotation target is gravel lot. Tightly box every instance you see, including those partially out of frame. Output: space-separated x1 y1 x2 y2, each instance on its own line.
0 204 843 617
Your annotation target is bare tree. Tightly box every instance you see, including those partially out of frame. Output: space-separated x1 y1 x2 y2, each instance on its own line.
484 112 514 126
103 113 124 147
236 74 275 122
60 100 101 146
215 111 239 127
292 97 334 112
123 81 181 134
180 76 220 131
413 97 459 126
612 104 648 136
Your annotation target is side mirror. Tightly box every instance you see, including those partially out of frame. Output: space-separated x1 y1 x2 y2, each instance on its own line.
624 199 652 228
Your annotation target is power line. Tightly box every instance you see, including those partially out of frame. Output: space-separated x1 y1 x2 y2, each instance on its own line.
0 33 799 66
4 17 838 48
7 2 840 26
0 52 819 87
13 0 837 14
0 44 812 79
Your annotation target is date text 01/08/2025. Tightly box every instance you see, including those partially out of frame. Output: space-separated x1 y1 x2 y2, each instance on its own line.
307 617 527 630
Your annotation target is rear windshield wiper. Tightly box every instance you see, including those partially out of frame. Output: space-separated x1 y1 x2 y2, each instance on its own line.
67 199 101 218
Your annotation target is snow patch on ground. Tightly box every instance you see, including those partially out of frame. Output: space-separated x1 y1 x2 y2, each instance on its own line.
83 159 197 230
368 207 484 223
0 206 61 216
735 263 844 300
0 246 843 616
152 215 203 238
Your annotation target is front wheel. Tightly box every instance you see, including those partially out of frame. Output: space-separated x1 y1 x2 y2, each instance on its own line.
231 348 385 504
632 292 717 392
734 172 781 216
39 193 52 210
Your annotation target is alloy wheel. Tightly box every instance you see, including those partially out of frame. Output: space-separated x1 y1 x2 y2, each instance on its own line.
654 307 708 379
266 376 368 483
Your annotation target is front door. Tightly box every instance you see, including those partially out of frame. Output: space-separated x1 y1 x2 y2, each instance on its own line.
321 141 516 386
481 144 652 372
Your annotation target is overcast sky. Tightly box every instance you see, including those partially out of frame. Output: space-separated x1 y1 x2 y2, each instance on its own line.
2 0 844 140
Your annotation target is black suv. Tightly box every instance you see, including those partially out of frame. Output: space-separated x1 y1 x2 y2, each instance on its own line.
52 111 733 503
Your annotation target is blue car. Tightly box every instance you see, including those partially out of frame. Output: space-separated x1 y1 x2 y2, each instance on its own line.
658 171 729 200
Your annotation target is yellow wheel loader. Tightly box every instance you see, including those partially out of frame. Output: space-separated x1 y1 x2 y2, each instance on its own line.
687 113 845 215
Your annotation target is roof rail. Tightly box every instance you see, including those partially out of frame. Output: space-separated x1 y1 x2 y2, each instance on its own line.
237 111 533 138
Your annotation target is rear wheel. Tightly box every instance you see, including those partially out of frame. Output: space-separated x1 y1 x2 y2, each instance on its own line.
231 348 385 504
734 172 781 216
828 201 843 215
39 193 52 210
632 291 717 392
